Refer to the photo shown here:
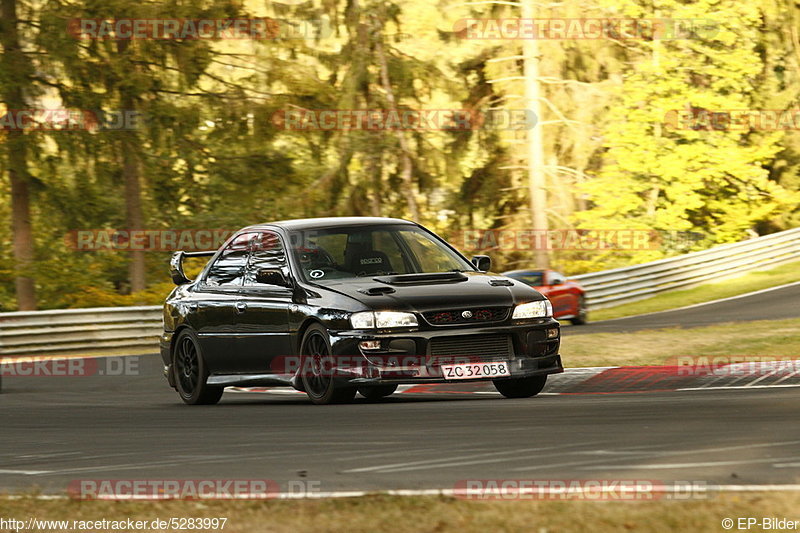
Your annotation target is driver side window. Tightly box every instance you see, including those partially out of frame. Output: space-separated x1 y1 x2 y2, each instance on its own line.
244 231 289 287
204 233 254 288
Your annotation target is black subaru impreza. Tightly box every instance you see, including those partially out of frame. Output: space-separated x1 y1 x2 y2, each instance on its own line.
161 217 563 405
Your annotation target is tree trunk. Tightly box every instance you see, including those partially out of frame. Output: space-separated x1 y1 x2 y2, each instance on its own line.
374 29 420 221
121 128 146 293
1 0 37 310
522 0 549 269
117 40 146 293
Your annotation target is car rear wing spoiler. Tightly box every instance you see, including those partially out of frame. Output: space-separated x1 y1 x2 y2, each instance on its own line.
170 250 216 285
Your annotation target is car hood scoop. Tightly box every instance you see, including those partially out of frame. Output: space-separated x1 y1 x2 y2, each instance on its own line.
319 271 542 312
372 272 469 285
357 286 397 296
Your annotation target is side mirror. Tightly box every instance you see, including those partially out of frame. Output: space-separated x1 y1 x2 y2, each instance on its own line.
170 252 192 285
471 255 491 272
255 268 291 287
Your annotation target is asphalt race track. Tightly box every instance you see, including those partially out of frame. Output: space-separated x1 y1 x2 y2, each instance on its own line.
1 283 799 496
566 281 800 335
1 354 799 495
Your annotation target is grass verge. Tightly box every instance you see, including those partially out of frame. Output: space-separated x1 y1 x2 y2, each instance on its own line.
1 492 798 533
590 260 800 321
561 317 800 367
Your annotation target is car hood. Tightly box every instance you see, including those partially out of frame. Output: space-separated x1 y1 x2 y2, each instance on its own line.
312 271 544 313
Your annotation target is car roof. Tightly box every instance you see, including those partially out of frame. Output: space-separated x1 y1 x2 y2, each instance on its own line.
241 216 417 232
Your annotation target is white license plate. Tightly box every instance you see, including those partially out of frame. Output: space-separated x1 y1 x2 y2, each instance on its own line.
441 361 511 380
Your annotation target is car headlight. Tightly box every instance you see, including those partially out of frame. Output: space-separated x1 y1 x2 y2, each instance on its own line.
512 300 552 319
350 311 419 329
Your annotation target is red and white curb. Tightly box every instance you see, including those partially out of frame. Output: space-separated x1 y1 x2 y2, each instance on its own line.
227 360 800 396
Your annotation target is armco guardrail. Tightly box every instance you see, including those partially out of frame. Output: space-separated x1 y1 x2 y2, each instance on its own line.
574 227 800 309
1 227 799 357
0 305 161 357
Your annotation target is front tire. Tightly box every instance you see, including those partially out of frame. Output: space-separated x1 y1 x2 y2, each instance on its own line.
493 375 547 398
173 330 223 405
300 324 357 405
358 384 398 400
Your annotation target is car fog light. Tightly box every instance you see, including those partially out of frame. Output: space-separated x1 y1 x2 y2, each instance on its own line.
547 328 559 339
359 340 381 351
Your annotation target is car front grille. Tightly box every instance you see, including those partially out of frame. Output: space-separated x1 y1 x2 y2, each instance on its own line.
429 334 514 363
422 306 510 326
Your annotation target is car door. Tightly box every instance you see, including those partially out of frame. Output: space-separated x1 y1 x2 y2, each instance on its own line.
193 232 255 373
544 270 573 317
236 231 293 373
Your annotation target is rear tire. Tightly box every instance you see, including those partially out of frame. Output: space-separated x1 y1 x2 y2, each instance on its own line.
493 375 547 398
173 330 223 405
300 324 357 405
358 384 398 400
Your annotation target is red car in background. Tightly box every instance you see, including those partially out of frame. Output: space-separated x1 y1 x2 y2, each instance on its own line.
502 270 588 325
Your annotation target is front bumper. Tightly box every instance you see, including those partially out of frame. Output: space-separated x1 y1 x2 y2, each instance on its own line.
325 317 563 385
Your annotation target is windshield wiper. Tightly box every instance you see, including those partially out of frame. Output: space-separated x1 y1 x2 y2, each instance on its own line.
356 271 399 277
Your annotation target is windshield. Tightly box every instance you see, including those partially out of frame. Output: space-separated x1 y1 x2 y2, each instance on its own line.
505 271 544 286
289 224 474 282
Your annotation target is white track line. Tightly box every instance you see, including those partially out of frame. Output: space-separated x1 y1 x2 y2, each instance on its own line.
513 440 800 473
4 485 800 501
342 444 584 474
773 369 800 385
582 456 800 470
362 447 595 474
